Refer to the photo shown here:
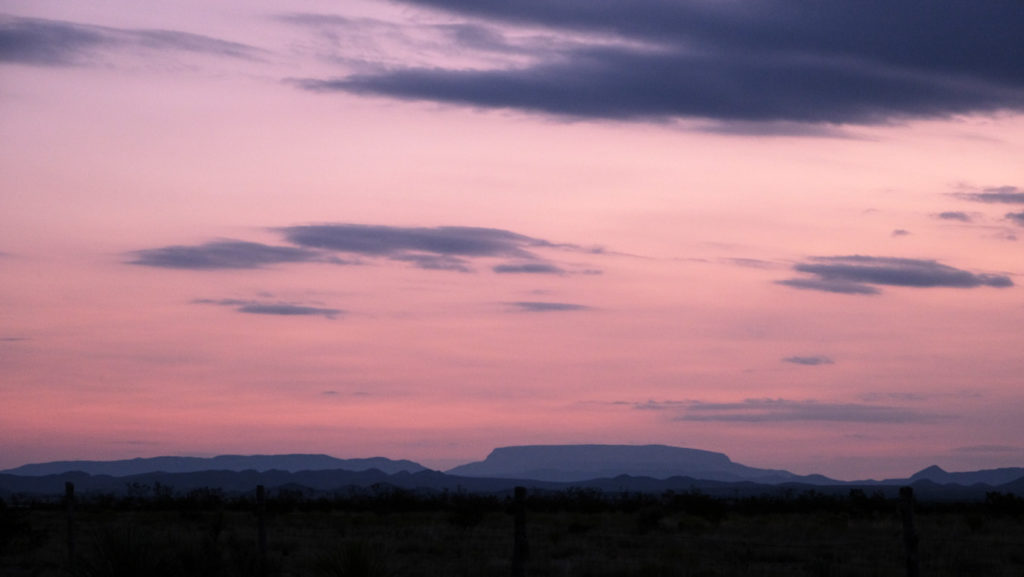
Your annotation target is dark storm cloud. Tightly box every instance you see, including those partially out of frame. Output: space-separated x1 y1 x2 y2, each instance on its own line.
493 263 566 275
678 398 945 424
936 211 972 222
195 298 342 319
297 0 1024 125
0 15 259 66
129 240 331 270
1006 212 1024 226
509 301 590 312
778 255 1013 295
783 356 834 366
955 186 1024 204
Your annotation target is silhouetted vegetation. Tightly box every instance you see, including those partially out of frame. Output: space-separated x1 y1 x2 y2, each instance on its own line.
1 485 1023 576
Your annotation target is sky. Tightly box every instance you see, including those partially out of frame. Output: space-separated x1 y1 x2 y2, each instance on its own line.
1 0 1022 481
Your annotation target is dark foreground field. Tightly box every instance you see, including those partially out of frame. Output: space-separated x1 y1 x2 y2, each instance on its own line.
2 487 1023 576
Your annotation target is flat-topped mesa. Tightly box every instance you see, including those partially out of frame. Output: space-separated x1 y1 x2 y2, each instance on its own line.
446 444 789 483
488 444 733 468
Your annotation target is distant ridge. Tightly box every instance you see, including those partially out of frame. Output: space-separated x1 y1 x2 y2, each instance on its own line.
0 454 427 477
4 447 1021 490
905 464 1024 486
446 444 834 484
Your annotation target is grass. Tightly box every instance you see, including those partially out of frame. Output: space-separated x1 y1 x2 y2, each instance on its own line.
1 490 1022 576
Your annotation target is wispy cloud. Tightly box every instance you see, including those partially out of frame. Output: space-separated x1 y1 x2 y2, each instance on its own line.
0 16 104 66
194 298 342 319
859 392 928 403
276 12 543 72
1006 212 1024 227
951 445 1024 455
390 253 473 272
630 399 690 411
678 398 947 424
0 14 261 67
493 263 566 275
508 301 591 312
295 1 1024 126
891 229 910 237
278 223 593 272
132 223 600 274
860 390 982 403
777 255 1013 295
936 211 972 222
776 278 881 295
280 224 548 258
616 397 946 424
954 186 1024 204
129 240 334 270
783 356 834 366
722 258 779 269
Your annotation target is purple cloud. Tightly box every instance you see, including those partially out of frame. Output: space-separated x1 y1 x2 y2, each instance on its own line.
778 255 1012 295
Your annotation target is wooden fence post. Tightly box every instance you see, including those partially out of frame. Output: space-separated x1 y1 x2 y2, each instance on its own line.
512 486 528 577
899 486 919 577
256 484 267 577
65 481 76 572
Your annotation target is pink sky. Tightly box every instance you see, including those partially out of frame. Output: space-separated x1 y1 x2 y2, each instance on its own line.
2 1 1023 480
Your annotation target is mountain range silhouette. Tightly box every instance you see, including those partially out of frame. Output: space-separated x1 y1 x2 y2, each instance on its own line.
2 444 1021 499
